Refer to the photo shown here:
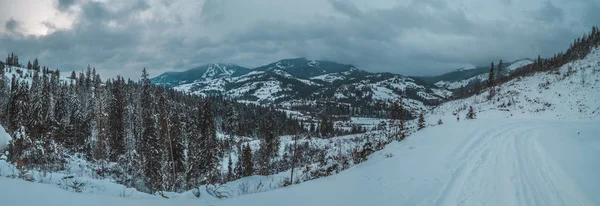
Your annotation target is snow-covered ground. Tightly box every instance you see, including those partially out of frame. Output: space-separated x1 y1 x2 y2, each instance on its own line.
0 125 10 153
2 118 598 206
215 118 600 206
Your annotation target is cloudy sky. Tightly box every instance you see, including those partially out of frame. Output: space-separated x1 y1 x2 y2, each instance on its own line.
0 0 598 79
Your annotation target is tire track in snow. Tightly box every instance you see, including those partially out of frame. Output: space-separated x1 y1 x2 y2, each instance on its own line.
431 121 585 206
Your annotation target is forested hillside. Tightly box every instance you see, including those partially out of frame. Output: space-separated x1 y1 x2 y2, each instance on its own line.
0 60 310 193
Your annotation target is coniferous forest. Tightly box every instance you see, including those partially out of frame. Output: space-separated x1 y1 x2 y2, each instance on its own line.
0 61 314 193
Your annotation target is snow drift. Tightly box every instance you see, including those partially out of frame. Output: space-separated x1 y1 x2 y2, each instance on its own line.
0 125 11 153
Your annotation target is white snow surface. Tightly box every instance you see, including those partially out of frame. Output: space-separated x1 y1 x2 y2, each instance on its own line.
0 125 10 152
310 73 345 83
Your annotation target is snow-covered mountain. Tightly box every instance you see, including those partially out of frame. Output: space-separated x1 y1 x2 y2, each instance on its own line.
152 58 453 114
152 63 250 87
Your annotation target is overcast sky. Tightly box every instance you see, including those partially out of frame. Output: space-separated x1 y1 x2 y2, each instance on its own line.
0 0 598 79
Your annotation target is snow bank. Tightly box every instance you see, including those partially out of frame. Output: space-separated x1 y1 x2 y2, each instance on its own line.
0 125 11 152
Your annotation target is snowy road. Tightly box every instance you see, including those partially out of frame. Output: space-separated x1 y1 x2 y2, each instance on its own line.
432 121 596 206
1 118 599 206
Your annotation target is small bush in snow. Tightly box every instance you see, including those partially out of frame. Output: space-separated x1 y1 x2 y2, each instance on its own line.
466 106 477 119
383 153 394 159
59 175 86 193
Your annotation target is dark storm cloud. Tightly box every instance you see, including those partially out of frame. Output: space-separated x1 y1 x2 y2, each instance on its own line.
0 0 599 79
5 19 19 32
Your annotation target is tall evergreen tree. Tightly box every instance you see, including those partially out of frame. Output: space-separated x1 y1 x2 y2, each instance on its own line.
497 59 503 76
417 112 425 130
140 69 162 193
487 62 495 88
241 144 254 177
32 58 40 71
199 100 219 184
258 113 278 175
108 76 126 161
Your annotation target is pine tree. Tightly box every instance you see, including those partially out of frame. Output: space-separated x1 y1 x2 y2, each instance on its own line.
417 112 425 130
226 154 233 182
258 113 278 175
497 59 503 76
438 119 443 125
140 69 162 193
487 62 495 88
108 77 126 161
32 58 40 71
0 63 7 126
319 116 333 137
487 62 496 100
241 144 254 177
187 102 203 189
200 100 219 184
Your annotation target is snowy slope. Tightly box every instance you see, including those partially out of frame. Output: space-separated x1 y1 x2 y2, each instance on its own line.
434 60 534 90
0 125 10 153
431 47 600 120
214 118 600 206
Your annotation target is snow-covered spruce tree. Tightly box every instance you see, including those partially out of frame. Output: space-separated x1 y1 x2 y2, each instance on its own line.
466 106 476 120
186 99 220 188
319 115 334 138
157 87 173 191
417 112 425 130
32 58 40 71
140 69 163 193
258 113 279 175
226 154 233 182
241 144 254 177
108 76 126 161
0 63 8 126
391 98 405 140
199 100 220 185
487 62 496 100
186 102 203 189
167 100 185 189
497 59 503 77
